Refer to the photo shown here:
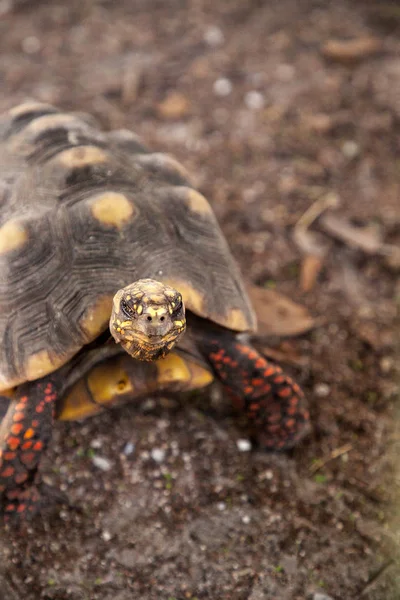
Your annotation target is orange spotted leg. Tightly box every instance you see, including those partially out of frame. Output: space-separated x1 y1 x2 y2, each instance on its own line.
200 334 310 450
0 375 59 521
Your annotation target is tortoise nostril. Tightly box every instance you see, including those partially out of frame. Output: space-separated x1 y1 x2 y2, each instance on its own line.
147 316 152 321
160 316 165 322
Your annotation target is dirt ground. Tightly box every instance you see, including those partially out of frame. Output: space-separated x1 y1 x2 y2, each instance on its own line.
0 0 399 598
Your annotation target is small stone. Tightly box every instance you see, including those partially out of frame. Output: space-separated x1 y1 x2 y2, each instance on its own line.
101 530 112 542
204 25 224 47
142 398 156 412
123 441 135 456
314 383 331 398
260 469 274 481
341 140 360 159
213 78 233 97
90 438 103 449
380 356 393 373
151 448 166 463
217 502 226 511
157 92 190 120
242 515 251 524
236 439 252 452
92 456 112 472
313 594 334 600
244 91 265 110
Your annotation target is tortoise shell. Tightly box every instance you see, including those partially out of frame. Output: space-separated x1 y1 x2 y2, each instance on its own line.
0 102 256 391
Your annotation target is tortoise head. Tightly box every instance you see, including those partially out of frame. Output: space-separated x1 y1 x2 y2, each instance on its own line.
110 279 186 361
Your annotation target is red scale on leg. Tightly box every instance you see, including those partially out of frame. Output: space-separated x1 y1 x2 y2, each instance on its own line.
202 336 310 450
0 375 60 522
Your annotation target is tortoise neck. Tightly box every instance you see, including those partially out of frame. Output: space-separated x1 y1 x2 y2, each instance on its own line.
187 312 237 345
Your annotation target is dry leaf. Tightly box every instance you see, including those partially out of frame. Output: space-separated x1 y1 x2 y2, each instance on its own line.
255 342 308 367
157 92 190 119
300 254 324 292
248 284 316 337
321 37 382 64
319 213 383 253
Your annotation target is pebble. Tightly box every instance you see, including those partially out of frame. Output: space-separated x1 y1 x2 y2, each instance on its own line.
244 91 265 110
142 398 157 412
123 441 135 456
213 78 233 97
101 530 112 542
313 594 334 600
314 383 331 398
217 502 226 511
91 456 112 472
204 25 224 47
242 515 251 524
151 448 166 463
341 140 360 159
90 438 103 449
236 439 252 452
259 469 274 481
157 91 190 120
380 356 393 373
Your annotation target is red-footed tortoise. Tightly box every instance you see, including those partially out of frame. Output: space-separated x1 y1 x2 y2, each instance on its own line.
0 102 309 522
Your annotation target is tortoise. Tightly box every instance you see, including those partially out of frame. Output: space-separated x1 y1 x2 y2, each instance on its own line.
0 102 310 522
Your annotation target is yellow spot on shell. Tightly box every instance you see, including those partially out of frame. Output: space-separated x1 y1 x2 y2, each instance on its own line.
186 189 215 216
168 187 214 216
91 192 134 228
227 308 252 332
26 350 56 381
57 145 109 168
80 295 113 339
138 153 192 184
20 113 78 137
9 102 55 118
174 320 183 328
161 278 253 332
161 278 204 317
0 221 27 254
137 304 143 315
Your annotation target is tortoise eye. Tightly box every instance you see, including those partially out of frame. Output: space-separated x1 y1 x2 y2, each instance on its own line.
172 297 183 313
121 299 134 318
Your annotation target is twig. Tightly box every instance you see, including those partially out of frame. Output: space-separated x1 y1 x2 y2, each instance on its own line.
293 192 339 256
295 192 340 233
359 559 395 597
309 442 353 473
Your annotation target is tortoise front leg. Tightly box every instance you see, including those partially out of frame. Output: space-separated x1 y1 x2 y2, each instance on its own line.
200 334 310 450
0 375 59 522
